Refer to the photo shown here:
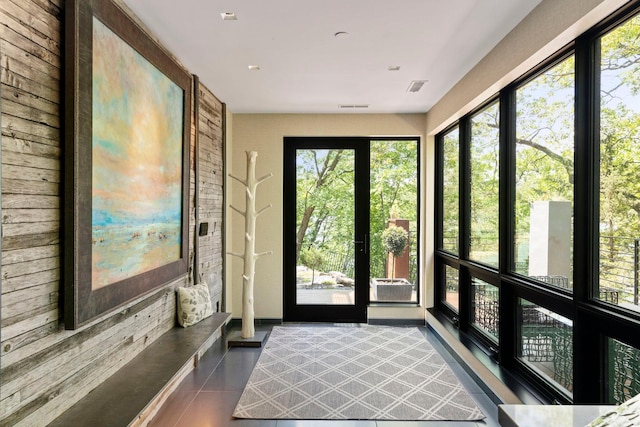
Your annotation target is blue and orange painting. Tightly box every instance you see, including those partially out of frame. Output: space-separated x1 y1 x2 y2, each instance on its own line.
91 18 184 290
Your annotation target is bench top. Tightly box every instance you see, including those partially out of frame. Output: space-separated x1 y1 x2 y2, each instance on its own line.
50 312 231 427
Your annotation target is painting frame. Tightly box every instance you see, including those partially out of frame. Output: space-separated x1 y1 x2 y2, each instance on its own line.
64 0 191 329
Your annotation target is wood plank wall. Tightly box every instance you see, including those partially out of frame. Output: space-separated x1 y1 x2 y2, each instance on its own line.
196 84 225 304
0 0 224 425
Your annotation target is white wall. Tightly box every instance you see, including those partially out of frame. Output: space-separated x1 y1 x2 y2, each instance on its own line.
227 114 427 320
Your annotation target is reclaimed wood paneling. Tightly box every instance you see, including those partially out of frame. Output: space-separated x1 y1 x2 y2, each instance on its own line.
2 194 59 209
0 0 226 425
196 82 224 309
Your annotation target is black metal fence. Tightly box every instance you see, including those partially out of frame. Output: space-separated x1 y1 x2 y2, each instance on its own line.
446 233 640 307
321 247 354 279
600 235 640 306
520 305 574 393
610 338 640 404
445 234 640 401
472 282 499 339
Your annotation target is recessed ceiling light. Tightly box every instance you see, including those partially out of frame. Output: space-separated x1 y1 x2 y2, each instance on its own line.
407 80 427 92
248 65 261 71
221 12 237 20
388 66 401 71
334 31 349 38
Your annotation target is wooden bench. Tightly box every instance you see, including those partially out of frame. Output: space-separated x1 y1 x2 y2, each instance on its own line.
49 312 231 427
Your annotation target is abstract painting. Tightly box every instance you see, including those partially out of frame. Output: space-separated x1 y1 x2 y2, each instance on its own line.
91 18 183 290
64 0 192 329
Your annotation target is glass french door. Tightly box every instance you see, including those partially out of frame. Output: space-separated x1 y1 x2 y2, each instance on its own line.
283 136 420 322
283 137 370 322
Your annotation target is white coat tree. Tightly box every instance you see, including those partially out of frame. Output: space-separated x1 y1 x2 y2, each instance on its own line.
228 151 272 338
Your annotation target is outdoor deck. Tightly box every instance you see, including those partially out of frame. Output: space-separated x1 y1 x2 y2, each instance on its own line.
295 288 418 305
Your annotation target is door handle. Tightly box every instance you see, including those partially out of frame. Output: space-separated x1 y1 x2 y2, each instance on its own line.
354 234 368 254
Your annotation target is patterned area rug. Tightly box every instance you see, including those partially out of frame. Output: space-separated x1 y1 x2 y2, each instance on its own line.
232 326 485 421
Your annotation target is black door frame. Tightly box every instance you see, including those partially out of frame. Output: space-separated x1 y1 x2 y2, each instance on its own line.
283 137 370 322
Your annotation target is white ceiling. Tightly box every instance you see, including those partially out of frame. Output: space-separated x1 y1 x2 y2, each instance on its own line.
121 0 542 114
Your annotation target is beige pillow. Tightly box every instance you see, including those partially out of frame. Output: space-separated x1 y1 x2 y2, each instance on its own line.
177 283 213 327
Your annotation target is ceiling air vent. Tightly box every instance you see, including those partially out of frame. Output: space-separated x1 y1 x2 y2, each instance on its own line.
339 104 370 109
407 80 427 93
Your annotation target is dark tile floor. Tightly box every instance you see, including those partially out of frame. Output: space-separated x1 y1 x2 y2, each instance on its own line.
149 324 500 427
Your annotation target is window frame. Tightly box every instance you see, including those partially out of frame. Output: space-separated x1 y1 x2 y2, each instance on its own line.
434 0 640 405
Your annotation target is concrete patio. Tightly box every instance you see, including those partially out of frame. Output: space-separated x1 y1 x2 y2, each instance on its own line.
295 288 417 305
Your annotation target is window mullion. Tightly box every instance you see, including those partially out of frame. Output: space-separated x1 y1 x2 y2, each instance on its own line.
499 87 517 366
459 118 472 329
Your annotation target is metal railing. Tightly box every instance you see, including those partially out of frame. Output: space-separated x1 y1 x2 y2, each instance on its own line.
443 233 640 401
321 247 355 279
610 338 640 404
599 235 639 306
473 283 499 339
443 233 640 307
520 305 574 393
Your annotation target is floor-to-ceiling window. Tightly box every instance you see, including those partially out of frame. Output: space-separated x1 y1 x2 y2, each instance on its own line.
595 9 640 404
435 2 640 405
513 55 576 398
437 127 461 314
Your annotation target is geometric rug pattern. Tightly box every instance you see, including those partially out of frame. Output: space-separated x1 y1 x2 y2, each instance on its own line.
233 326 485 421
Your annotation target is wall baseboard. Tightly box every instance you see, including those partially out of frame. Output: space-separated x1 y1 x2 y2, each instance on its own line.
229 318 425 327
368 318 425 326
230 318 283 328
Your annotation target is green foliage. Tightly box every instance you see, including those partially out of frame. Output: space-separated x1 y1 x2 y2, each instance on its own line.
441 14 640 295
299 246 324 284
296 149 355 266
382 225 408 258
470 102 500 265
299 246 324 271
369 140 418 282
514 55 575 223
295 142 419 285
599 15 640 245
381 225 409 284
442 130 460 253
